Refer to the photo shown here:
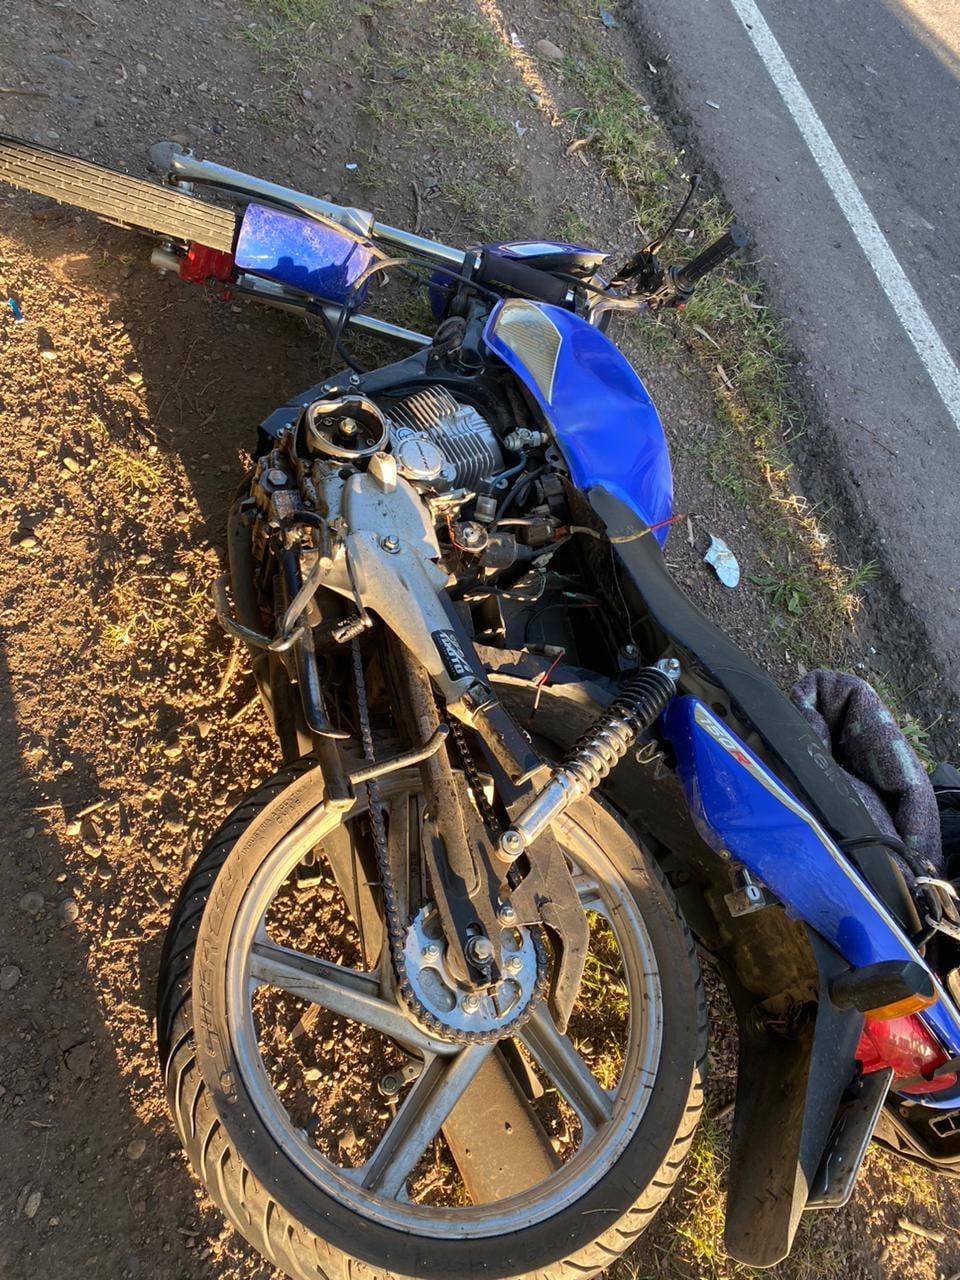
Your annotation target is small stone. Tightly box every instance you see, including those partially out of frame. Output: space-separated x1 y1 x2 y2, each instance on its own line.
19 891 45 916
127 371 144 387
0 965 22 991
15 532 37 550
65 1041 95 1079
196 719 213 739
126 1137 147 1161
58 899 80 924
163 744 183 760
39 345 57 362
17 1184 42 1218
169 569 188 585
535 38 564 61
61 455 80 474
136 62 147 76
65 819 82 837
337 1124 358 1152
94 113 106 127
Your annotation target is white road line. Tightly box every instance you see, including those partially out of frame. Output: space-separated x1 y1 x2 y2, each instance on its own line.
728 0 960 432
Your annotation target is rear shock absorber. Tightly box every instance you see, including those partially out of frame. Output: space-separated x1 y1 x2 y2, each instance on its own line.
498 660 679 862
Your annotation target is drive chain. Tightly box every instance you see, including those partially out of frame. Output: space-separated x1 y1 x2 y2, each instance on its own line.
351 639 547 1046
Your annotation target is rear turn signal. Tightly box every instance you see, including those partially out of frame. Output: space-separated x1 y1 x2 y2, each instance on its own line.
830 959 935 1019
857 1014 957 1095
862 991 936 1020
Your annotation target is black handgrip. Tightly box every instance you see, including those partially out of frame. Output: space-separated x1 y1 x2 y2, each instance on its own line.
673 224 747 290
474 251 572 307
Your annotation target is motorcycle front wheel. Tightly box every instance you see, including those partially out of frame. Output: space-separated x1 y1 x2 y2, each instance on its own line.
156 759 706 1280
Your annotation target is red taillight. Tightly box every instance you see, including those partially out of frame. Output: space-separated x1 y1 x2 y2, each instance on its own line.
857 1013 957 1095
179 243 235 286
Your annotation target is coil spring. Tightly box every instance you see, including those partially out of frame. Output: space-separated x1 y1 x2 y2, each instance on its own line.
561 667 676 794
332 613 370 644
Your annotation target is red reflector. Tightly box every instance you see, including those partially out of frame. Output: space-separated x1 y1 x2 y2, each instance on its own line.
857 1014 957 1095
179 243 235 285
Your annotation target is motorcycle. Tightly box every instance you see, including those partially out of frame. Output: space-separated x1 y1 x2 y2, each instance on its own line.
2 132 959 1280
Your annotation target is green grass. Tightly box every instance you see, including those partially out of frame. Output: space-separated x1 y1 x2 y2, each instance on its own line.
867 670 937 769
625 1113 850 1280
238 0 354 108
439 176 532 242
105 447 163 493
563 55 677 233
365 9 521 157
244 0 532 231
547 34 884 664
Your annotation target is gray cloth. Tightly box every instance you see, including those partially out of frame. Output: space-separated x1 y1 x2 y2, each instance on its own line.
790 670 942 870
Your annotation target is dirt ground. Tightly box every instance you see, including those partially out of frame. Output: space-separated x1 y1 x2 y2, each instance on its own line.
0 1 957 1278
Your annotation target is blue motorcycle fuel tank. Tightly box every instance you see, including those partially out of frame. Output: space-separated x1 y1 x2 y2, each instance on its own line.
483 299 673 545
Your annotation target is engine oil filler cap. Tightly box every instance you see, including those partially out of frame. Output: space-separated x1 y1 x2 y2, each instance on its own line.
394 433 444 482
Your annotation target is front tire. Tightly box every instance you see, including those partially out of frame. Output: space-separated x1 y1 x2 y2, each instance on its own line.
156 761 706 1280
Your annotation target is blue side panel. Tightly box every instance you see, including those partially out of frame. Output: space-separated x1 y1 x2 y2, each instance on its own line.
662 695 960 1103
483 302 674 545
235 204 375 306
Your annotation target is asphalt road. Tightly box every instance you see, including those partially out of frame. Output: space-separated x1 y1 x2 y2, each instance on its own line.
627 0 960 737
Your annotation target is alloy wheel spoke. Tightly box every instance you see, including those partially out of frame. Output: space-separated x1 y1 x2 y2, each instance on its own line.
572 872 606 916
361 1044 495 1197
248 940 455 1057
519 1007 613 1140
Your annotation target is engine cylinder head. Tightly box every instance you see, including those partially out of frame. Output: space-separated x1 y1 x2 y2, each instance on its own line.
387 385 504 491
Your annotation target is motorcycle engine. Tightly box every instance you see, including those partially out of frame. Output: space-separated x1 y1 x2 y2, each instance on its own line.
385 386 504 493
295 385 504 497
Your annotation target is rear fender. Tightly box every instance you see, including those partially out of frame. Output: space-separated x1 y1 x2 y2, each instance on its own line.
722 929 861 1266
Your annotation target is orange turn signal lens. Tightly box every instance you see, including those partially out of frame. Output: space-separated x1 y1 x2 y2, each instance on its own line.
862 991 937 1021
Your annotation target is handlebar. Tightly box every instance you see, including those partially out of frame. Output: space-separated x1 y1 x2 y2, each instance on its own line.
473 251 575 308
154 143 745 327
673 224 747 291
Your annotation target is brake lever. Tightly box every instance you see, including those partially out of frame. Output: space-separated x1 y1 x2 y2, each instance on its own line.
609 173 702 290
